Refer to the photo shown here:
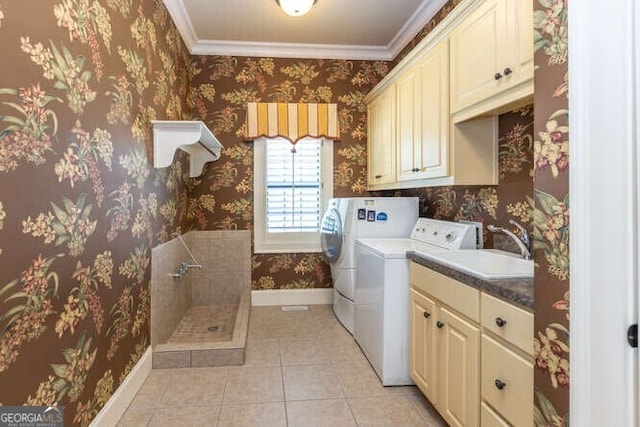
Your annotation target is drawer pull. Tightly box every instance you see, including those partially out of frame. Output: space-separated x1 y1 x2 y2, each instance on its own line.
436 321 445 329
495 317 507 327
494 379 507 390
503 67 513 76
374 175 382 179
494 72 503 80
423 311 431 319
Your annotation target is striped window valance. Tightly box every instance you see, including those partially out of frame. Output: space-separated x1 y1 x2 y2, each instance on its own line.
244 102 340 144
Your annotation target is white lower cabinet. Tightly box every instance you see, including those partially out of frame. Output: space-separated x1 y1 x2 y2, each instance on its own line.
409 261 534 426
409 263 480 427
480 293 534 426
480 402 510 427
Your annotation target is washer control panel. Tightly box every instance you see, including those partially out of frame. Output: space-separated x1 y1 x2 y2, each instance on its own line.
410 218 478 250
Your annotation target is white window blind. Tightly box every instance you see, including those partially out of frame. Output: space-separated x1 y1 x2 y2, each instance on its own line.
254 136 333 253
265 139 322 233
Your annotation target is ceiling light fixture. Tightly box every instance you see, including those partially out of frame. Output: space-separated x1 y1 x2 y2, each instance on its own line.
275 0 318 17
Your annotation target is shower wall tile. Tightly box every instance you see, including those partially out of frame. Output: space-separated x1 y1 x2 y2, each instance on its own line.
191 348 244 367
192 271 251 306
152 350 191 369
151 238 193 346
187 231 251 306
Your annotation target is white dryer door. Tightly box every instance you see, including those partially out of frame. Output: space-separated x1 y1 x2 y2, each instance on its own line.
320 207 342 264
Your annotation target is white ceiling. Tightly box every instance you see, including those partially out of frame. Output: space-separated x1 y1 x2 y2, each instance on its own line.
164 0 449 60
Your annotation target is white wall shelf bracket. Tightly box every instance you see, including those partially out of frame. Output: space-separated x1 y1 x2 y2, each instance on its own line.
152 120 223 177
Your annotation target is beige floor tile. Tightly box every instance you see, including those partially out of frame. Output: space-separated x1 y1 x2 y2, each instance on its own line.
137 369 174 396
402 386 447 426
279 338 330 366
348 395 426 427
117 408 153 427
282 364 344 401
128 391 165 410
244 339 281 367
148 405 219 427
286 399 357 427
218 402 287 427
324 338 368 366
223 366 284 404
334 362 405 398
160 367 228 406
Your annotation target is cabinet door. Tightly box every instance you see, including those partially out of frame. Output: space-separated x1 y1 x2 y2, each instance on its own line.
481 334 533 427
516 0 534 82
367 85 396 185
416 40 449 179
450 0 506 113
396 65 420 182
409 289 438 403
450 0 533 114
480 402 510 427
438 306 480 427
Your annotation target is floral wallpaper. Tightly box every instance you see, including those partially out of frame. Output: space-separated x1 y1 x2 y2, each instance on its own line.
0 0 192 425
532 0 570 423
188 56 389 289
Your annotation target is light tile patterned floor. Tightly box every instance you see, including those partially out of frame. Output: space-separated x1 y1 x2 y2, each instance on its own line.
119 304 446 426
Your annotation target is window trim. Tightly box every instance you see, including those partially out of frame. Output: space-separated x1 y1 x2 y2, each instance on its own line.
253 136 333 254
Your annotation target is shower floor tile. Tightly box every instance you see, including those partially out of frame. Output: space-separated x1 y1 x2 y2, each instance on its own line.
167 304 237 344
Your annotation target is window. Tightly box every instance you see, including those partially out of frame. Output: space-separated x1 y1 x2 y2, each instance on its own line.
254 136 333 253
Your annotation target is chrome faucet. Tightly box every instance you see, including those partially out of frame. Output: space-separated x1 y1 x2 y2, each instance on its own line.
487 219 532 260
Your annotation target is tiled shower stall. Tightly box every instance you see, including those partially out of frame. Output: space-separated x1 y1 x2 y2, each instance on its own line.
150 231 251 368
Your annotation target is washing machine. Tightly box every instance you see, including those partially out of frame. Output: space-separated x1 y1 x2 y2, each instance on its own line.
320 197 419 334
354 218 479 385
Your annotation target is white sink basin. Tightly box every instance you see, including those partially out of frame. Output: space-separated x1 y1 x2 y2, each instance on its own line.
418 250 534 279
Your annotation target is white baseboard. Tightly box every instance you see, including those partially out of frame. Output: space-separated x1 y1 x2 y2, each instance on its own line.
91 346 152 427
251 288 333 306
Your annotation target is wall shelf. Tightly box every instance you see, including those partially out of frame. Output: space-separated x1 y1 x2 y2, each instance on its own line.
152 120 223 177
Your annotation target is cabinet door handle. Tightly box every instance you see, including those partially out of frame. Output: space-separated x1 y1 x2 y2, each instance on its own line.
436 321 445 329
495 317 507 327
494 379 507 390
423 311 431 319
374 174 382 179
494 72 503 80
503 67 513 76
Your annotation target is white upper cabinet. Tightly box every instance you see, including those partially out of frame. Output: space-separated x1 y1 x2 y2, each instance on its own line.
449 0 533 120
397 40 450 183
367 84 397 186
364 0 532 190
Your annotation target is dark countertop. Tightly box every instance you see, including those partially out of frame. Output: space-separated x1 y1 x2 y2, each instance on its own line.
407 251 534 311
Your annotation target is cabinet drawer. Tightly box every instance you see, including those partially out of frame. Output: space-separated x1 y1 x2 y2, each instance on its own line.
481 292 533 355
410 262 480 322
480 402 510 427
481 334 533 427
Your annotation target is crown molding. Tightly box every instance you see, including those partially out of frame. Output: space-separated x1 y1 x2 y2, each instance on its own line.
386 0 450 59
163 0 198 48
190 39 392 60
165 0 448 61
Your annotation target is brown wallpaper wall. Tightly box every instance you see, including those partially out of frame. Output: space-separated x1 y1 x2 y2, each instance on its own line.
531 0 570 422
188 57 389 289
0 1 192 424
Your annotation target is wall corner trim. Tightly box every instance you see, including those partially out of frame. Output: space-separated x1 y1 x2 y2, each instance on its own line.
251 289 333 306
90 346 152 427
